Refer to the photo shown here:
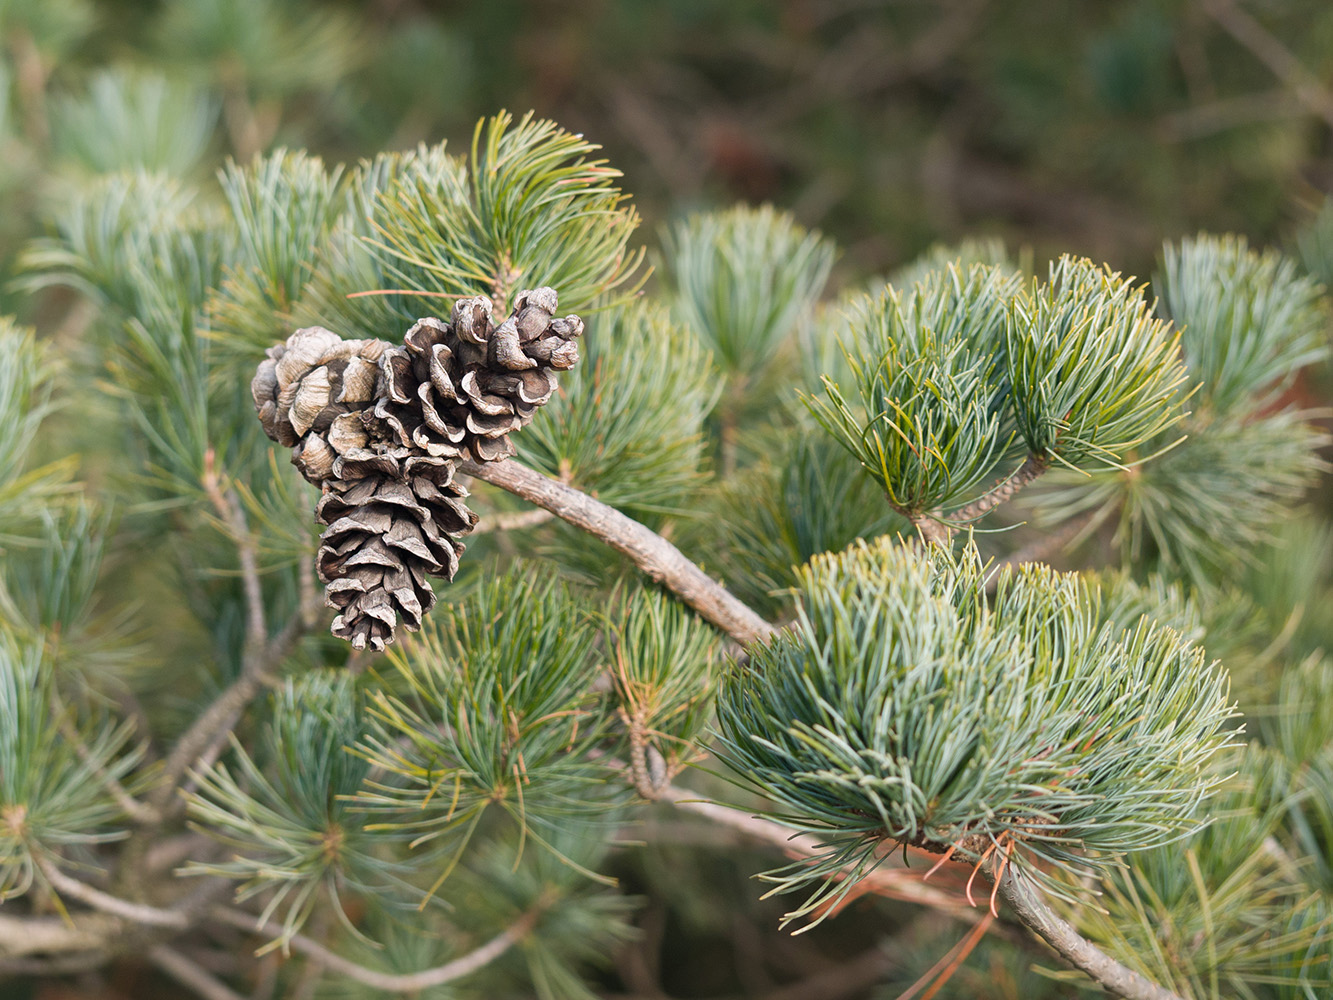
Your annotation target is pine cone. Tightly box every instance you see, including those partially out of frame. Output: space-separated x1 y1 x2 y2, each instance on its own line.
250 327 390 485
315 458 478 651
376 288 584 462
251 289 582 649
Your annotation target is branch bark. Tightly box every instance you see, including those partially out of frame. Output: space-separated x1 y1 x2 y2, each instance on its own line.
36 853 191 929
995 865 1184 1000
203 448 266 659
209 903 542 992
150 611 305 814
470 508 556 535
50 689 159 825
460 458 777 646
947 453 1047 526
662 786 983 922
0 910 123 957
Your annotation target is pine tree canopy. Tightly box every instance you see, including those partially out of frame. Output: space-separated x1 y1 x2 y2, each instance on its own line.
1 103 1332 1000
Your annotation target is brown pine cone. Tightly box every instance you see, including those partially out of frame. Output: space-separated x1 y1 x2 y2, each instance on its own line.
252 289 582 650
375 288 584 463
250 327 391 485
315 458 478 651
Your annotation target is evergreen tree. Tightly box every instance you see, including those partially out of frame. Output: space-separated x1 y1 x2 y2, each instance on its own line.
2 90 1333 1000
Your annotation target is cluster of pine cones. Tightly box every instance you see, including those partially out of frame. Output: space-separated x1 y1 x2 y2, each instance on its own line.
251 289 583 650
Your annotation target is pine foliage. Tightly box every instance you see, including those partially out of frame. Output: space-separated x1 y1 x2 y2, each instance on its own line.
1 99 1331 1000
716 538 1233 924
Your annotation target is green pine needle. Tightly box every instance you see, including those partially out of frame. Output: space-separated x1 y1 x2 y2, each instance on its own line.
662 204 835 377
715 536 1235 928
805 262 1021 514
1157 234 1328 417
1006 255 1189 470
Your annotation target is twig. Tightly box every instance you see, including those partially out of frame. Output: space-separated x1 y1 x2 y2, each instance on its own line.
149 945 248 1000
470 508 556 535
946 453 1048 526
760 942 893 1000
1158 89 1304 140
0 951 112 975
49 689 160 825
145 833 218 875
0 910 123 958
661 786 982 921
995 864 1184 1000
151 612 305 813
1198 0 1333 131
491 254 520 315
625 711 671 800
460 458 777 646
209 903 543 992
203 448 266 658
909 512 954 548
35 853 190 929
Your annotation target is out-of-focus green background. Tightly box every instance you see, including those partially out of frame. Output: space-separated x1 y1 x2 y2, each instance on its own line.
4 0 1333 308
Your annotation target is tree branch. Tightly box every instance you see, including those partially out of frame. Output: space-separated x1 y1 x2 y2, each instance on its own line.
946 453 1048 526
209 903 543 992
471 507 556 535
995 865 1184 1000
661 786 983 922
908 512 954 547
0 910 123 957
50 689 160 825
0 951 113 976
151 611 306 813
460 458 777 646
35 853 191 929
203 448 266 659
149 945 248 1000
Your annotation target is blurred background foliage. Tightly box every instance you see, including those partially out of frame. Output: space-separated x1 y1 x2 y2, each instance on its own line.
5 1 1333 999
3 0 1333 309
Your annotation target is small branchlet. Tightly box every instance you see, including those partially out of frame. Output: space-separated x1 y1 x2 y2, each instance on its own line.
184 672 377 950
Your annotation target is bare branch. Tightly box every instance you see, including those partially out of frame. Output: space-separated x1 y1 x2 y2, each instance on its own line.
996 864 1184 1000
661 786 983 921
149 945 248 1000
35 853 191 929
209 903 543 992
908 512 954 547
0 951 112 975
460 458 778 646
0 910 123 957
151 611 306 813
203 448 267 657
49 689 160 825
